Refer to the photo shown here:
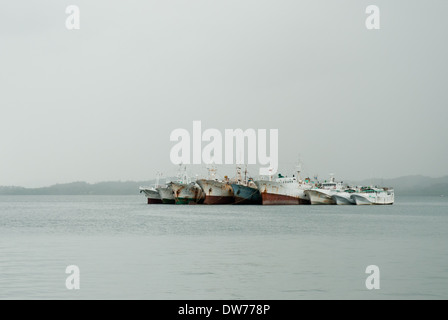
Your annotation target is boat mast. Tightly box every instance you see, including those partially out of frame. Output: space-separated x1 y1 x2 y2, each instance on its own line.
296 154 303 181
207 165 217 180
176 163 188 184
155 171 162 188
235 165 243 185
268 167 274 181
296 162 302 181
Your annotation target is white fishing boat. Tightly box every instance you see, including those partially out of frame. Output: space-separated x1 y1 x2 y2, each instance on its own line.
351 187 394 205
139 172 163 204
196 166 234 205
304 175 344 205
156 185 175 204
332 188 357 205
254 166 313 205
156 166 189 204
168 165 205 205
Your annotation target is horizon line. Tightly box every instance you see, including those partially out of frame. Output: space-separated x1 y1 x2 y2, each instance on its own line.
2 173 447 189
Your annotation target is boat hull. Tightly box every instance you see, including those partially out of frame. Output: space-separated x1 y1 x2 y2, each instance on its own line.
351 194 374 205
305 190 336 205
147 197 163 204
260 192 306 205
332 194 355 205
171 182 205 205
140 188 163 204
157 186 175 204
175 197 199 205
231 184 262 205
351 193 394 205
255 180 311 205
197 179 234 205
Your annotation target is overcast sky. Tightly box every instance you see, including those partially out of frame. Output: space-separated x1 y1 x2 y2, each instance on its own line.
1 0 447 187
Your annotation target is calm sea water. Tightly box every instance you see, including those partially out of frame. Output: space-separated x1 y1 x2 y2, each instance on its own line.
0 195 447 300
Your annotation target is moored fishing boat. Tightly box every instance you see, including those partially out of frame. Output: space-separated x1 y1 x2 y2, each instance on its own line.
305 175 344 205
331 188 357 205
351 187 394 205
197 167 234 205
167 164 205 204
254 166 313 205
139 172 163 204
230 166 261 205
171 182 205 204
156 185 175 204
231 184 261 205
139 187 162 204
156 165 190 204
197 179 234 204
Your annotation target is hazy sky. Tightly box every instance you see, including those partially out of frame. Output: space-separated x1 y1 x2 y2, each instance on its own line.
1 0 447 187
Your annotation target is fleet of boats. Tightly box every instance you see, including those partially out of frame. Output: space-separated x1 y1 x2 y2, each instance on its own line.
139 165 394 206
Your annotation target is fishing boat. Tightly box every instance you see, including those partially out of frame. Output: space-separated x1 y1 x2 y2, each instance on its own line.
139 172 163 204
304 175 344 205
230 166 261 205
171 182 205 204
351 187 394 205
156 185 175 204
166 165 205 204
254 166 313 205
196 166 234 204
331 188 358 205
156 166 189 204
139 187 162 204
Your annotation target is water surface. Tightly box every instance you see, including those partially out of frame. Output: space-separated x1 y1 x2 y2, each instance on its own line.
0 195 447 299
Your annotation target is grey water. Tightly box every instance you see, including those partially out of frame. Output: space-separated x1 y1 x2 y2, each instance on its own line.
0 195 447 300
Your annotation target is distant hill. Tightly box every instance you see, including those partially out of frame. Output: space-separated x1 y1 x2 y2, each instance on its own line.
0 175 447 196
349 175 448 196
0 181 155 196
